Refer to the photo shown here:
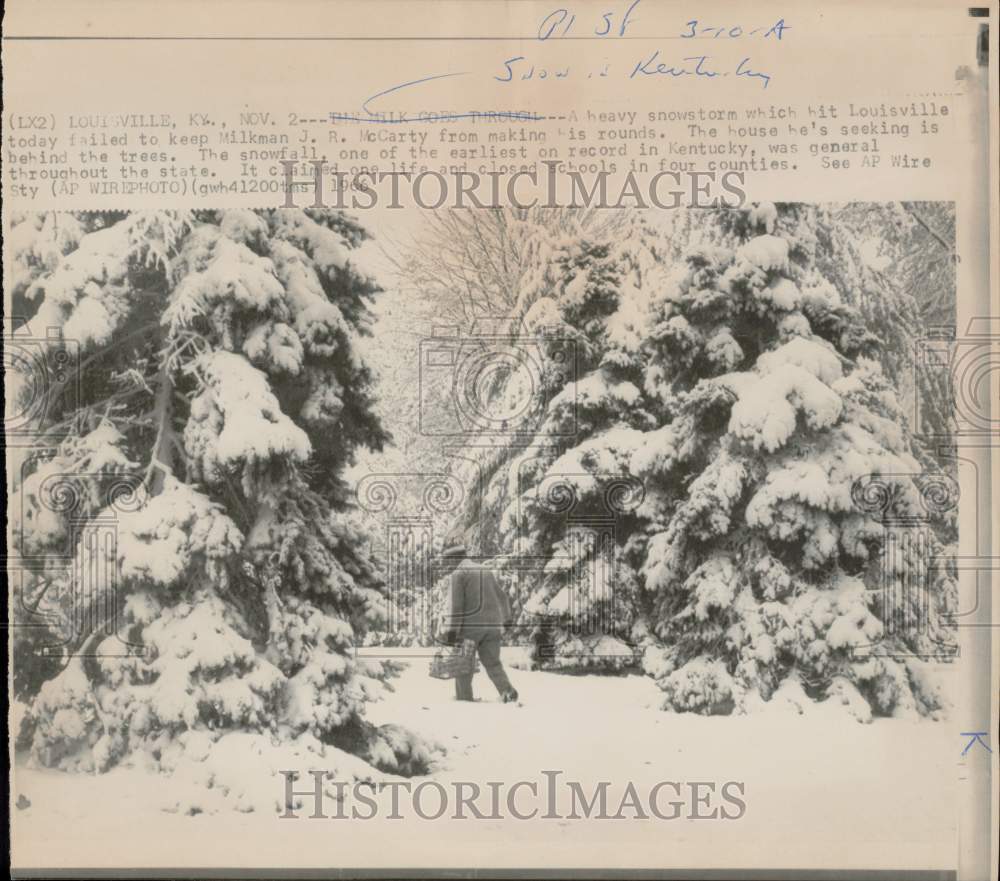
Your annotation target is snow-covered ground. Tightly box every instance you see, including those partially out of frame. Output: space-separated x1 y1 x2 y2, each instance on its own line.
12 652 957 873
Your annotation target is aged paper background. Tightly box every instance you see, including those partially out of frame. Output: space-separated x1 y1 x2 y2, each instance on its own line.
4 0 997 875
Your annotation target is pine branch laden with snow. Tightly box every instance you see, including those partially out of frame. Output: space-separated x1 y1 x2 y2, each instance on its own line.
454 204 955 714
9 209 437 784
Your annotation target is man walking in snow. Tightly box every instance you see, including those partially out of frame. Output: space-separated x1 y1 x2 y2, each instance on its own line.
438 530 519 703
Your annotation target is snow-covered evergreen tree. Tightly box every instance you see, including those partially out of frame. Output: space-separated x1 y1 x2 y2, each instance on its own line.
9 209 434 780
634 203 955 718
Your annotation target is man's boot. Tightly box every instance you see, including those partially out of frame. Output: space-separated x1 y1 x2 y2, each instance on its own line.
455 675 475 701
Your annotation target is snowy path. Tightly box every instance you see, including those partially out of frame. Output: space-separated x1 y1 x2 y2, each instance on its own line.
12 655 957 872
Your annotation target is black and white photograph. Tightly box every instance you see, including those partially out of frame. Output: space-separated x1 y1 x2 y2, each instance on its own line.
3 1 996 878
5 201 971 863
